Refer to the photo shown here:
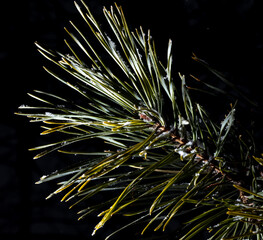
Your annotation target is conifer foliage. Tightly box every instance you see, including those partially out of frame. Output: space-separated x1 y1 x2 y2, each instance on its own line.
17 1 263 239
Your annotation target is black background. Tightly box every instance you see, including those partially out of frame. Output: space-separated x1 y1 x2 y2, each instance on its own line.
1 0 263 239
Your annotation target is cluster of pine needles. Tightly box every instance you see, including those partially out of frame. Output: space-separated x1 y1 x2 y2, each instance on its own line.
17 1 263 239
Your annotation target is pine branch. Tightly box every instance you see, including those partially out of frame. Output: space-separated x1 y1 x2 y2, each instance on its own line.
16 1 263 239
